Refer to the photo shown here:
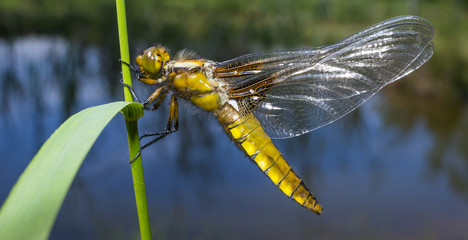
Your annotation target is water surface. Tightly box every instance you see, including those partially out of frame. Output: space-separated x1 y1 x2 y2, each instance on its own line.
1 36 467 240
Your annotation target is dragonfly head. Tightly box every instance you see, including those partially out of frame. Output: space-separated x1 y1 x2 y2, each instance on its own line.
136 46 170 80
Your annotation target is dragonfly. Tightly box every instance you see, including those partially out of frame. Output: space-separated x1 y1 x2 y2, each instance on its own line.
126 15 434 214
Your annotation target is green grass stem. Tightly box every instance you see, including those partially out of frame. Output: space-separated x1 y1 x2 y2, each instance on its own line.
116 0 152 239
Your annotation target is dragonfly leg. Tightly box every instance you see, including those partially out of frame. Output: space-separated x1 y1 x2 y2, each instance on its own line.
130 95 179 163
119 59 141 79
119 60 144 103
140 95 178 140
138 77 161 85
120 76 168 111
130 133 168 163
120 79 141 103
142 87 167 111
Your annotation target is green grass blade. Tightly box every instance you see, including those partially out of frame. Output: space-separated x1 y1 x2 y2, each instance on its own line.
0 101 143 240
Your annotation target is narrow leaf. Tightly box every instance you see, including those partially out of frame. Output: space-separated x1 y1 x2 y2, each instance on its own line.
0 101 143 240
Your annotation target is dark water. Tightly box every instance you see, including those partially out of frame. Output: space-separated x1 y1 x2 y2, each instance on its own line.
1 36 468 240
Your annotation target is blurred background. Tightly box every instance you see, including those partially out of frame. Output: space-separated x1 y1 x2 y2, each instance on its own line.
1 0 468 239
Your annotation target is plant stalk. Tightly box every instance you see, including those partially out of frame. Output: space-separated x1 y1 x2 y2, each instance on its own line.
116 0 152 239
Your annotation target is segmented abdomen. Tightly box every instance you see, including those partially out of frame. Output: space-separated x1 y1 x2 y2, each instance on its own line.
216 104 323 214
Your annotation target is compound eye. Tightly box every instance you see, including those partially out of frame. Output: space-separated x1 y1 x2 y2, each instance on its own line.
135 47 162 76
145 47 163 75
136 46 171 78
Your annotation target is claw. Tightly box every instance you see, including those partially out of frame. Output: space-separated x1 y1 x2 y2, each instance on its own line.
129 151 142 164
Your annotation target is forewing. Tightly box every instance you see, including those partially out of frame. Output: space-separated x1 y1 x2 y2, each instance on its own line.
216 15 434 139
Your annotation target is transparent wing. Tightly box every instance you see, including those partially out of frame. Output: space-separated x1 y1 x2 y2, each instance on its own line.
215 15 434 139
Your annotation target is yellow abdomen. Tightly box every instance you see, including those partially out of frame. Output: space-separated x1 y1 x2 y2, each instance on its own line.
216 104 323 214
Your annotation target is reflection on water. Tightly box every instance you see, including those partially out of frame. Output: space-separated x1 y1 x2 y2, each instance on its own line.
383 91 468 204
1 36 468 239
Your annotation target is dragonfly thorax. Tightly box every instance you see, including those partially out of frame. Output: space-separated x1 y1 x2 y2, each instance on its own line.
167 60 228 112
